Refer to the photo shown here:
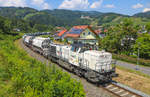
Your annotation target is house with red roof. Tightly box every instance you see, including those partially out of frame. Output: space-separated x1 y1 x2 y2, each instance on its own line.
55 29 68 40
65 25 99 45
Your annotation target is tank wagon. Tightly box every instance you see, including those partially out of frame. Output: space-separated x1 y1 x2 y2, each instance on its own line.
23 35 117 83
23 36 34 47
32 37 51 56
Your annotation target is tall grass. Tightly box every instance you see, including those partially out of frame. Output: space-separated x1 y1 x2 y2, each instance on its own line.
0 34 85 97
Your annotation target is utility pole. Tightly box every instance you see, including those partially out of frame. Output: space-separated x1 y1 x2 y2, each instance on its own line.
136 42 140 70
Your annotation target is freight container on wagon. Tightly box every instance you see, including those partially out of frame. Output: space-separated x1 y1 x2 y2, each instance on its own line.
32 37 50 48
61 45 71 61
32 37 51 55
24 36 33 44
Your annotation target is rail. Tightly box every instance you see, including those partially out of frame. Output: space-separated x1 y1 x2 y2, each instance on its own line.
101 81 150 97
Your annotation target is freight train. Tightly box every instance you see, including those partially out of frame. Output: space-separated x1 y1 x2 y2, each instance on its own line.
23 35 117 83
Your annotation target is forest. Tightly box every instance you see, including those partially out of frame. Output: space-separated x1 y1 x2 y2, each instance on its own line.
0 7 150 32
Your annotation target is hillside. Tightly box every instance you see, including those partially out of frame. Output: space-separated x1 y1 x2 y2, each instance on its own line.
133 11 150 19
95 13 128 25
0 7 127 27
1 7 150 30
0 7 37 19
0 7 100 26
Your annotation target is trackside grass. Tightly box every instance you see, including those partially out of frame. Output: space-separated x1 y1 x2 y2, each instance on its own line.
113 66 150 95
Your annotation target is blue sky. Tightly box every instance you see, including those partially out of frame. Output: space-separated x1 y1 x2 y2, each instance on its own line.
0 0 150 15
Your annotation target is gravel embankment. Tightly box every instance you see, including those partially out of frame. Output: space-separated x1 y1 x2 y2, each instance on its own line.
18 39 116 97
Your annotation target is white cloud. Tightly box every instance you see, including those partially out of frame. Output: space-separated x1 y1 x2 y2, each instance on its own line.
132 3 143 9
105 4 115 8
0 0 51 9
143 8 150 12
31 0 51 9
90 0 103 9
58 0 89 9
43 3 50 9
32 0 44 6
0 0 26 7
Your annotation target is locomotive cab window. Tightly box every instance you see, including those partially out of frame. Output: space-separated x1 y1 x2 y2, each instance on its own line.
71 46 79 52
71 47 75 51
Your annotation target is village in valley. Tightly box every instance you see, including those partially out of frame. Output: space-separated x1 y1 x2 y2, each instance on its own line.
55 25 101 45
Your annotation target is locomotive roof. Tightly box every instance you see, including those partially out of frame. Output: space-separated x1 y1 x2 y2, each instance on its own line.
33 37 50 40
84 50 111 56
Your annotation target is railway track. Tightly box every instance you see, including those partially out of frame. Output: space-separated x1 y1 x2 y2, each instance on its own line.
19 39 150 97
102 83 142 97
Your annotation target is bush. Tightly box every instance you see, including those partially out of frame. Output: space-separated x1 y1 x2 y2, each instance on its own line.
0 34 85 97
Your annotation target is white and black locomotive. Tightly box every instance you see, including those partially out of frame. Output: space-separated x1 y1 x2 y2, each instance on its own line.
23 35 117 83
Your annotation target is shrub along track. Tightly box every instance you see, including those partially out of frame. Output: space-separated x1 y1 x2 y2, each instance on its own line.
16 39 116 97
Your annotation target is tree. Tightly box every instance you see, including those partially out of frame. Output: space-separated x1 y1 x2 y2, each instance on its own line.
145 22 150 33
100 18 140 55
33 24 49 32
133 34 150 59
0 16 12 34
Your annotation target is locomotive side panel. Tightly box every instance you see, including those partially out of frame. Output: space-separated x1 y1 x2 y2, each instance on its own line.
61 46 70 61
84 50 112 72
69 50 80 66
56 45 62 58
50 44 57 58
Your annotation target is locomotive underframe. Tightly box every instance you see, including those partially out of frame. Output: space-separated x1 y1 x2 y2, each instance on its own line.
49 54 116 83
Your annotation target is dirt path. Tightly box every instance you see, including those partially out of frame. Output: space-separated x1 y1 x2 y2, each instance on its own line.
16 39 115 97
